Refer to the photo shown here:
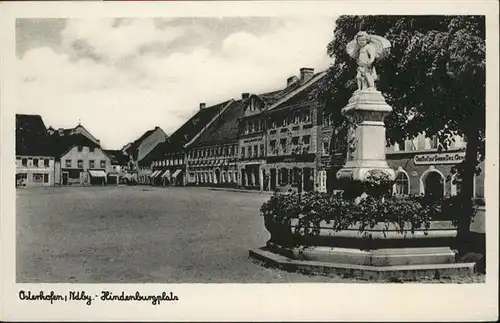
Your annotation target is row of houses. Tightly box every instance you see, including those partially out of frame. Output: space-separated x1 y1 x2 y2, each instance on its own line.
16 66 484 200
15 114 168 187
138 67 484 200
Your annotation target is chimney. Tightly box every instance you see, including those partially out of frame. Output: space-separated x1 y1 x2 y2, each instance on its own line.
242 93 250 100
299 68 314 83
155 126 160 130
199 103 206 110
287 76 299 87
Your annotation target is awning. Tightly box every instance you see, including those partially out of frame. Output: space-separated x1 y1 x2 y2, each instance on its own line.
154 169 165 178
172 169 182 178
88 170 106 178
149 170 160 178
161 170 171 178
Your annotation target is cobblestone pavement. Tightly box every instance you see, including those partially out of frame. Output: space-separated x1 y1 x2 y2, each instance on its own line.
16 186 484 283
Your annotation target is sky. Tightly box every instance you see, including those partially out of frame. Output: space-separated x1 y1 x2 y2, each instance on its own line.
16 17 337 149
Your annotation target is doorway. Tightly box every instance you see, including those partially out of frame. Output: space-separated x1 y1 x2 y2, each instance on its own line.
270 169 277 190
62 172 68 185
424 171 444 198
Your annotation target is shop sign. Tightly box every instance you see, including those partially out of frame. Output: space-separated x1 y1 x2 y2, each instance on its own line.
414 151 466 165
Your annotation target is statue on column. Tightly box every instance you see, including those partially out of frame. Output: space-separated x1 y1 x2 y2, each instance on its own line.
346 31 391 91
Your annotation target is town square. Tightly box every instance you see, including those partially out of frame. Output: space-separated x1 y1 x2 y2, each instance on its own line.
14 15 487 283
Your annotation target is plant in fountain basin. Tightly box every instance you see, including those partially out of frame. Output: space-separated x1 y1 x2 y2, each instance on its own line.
260 191 477 246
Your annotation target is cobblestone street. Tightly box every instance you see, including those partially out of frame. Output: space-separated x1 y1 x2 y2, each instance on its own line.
16 186 484 283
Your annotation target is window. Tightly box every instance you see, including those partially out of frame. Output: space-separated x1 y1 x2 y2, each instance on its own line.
43 174 49 183
302 135 311 145
65 159 72 168
22 158 27 166
89 160 95 169
241 147 245 158
271 120 277 129
33 158 39 167
100 160 106 169
77 160 83 168
270 140 277 153
393 171 410 196
32 173 44 183
254 145 258 157
223 147 228 156
16 173 28 185
292 137 299 146
280 139 287 154
323 141 330 155
430 136 439 149
89 147 95 152
44 159 50 167
260 144 264 157
248 146 252 158
77 146 83 152
304 111 311 123
280 168 289 184
323 114 332 127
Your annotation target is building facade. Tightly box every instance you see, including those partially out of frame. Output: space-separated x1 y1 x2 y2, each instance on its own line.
53 135 113 185
122 126 167 184
16 114 55 187
142 101 232 186
185 100 243 187
385 133 484 200
235 68 330 192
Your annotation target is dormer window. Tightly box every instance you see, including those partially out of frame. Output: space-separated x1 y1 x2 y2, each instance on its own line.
77 146 83 152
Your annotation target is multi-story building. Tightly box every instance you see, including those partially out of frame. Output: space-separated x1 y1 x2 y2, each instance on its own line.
185 100 243 187
122 126 167 184
237 90 283 190
51 133 113 185
384 133 484 200
236 68 330 192
141 101 232 186
16 114 55 187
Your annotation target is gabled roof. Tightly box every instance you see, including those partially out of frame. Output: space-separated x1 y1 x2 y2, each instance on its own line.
47 124 100 146
49 133 101 159
16 114 53 157
139 100 231 165
103 149 129 166
268 71 327 111
188 100 244 148
125 128 157 155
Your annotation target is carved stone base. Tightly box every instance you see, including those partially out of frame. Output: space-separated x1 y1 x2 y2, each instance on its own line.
336 89 395 183
336 166 395 182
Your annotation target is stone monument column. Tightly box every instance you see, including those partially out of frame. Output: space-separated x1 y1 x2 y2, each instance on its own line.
336 31 395 186
336 89 395 182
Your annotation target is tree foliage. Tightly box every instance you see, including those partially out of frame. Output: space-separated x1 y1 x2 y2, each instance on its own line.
320 15 485 150
317 15 485 238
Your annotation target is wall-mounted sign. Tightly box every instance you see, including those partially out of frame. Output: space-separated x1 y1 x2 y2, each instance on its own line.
414 151 466 165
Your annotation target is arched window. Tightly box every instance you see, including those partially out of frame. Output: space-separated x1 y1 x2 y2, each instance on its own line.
424 171 445 198
393 171 410 196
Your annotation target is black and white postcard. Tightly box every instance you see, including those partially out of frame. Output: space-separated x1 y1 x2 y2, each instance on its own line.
1 0 498 321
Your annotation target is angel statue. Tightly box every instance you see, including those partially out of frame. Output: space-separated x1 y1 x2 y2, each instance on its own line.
346 31 391 91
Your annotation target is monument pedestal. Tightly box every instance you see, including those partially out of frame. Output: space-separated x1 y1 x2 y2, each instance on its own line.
336 89 395 183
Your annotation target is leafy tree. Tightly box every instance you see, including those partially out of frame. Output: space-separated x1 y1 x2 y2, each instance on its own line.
317 15 485 239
